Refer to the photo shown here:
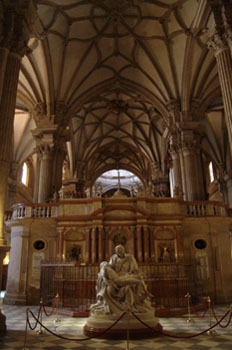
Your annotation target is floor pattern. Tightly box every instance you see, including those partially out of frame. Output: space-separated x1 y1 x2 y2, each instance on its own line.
0 297 232 350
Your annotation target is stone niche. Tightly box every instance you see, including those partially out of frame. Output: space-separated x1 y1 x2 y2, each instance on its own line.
63 229 86 263
153 229 176 263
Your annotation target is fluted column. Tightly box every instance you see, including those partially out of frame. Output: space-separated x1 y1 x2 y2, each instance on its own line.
33 149 41 203
38 144 53 203
208 31 232 155
180 129 205 201
181 145 197 201
91 228 97 263
136 227 143 263
222 1 232 56
169 133 183 197
0 52 21 245
98 227 103 262
0 48 9 101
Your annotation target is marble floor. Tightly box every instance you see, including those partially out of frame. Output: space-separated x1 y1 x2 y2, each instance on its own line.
0 295 232 350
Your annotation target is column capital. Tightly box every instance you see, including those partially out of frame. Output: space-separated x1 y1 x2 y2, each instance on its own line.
0 0 39 57
208 30 229 54
166 99 181 124
31 102 56 128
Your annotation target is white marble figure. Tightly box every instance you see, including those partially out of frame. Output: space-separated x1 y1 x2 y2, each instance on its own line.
90 245 153 315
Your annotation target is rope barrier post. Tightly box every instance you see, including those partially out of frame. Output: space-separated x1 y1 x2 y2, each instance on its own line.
37 298 44 335
207 296 216 335
22 308 30 350
54 293 61 323
185 292 194 323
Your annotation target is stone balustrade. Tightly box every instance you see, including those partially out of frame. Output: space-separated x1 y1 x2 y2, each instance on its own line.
12 204 58 219
10 198 228 220
186 201 227 217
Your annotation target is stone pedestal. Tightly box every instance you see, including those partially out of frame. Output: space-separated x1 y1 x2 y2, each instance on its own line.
84 311 162 339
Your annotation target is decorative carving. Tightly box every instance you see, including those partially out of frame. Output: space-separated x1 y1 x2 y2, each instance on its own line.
208 31 228 53
106 99 128 115
33 102 46 117
32 102 55 127
0 1 37 56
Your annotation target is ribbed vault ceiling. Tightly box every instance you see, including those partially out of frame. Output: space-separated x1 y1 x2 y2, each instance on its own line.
14 0 226 182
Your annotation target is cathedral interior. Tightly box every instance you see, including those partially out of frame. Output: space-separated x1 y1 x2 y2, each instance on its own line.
1 0 232 346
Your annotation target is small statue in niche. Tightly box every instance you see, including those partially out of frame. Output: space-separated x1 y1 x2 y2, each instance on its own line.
159 243 171 262
71 244 81 262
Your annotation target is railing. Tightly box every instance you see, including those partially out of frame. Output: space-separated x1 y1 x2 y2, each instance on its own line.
186 202 226 217
12 204 58 219
11 199 228 221
4 210 13 221
40 262 196 309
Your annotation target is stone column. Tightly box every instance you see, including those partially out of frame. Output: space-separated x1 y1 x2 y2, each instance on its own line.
56 228 63 261
91 228 97 263
85 228 91 263
52 143 66 196
143 227 149 263
98 227 103 262
0 48 9 101
4 225 30 305
37 144 53 203
169 134 183 196
222 1 232 55
208 28 232 155
180 130 205 201
0 52 21 246
136 226 143 263
181 145 198 201
33 149 41 203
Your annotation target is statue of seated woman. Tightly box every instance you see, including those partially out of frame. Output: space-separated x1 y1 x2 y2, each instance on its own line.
90 245 153 315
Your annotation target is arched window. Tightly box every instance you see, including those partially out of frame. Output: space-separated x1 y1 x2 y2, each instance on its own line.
95 169 142 195
21 162 29 186
209 161 214 183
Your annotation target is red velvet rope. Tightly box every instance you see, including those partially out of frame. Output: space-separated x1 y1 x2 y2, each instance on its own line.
27 305 42 331
210 304 232 328
61 300 89 316
155 297 187 312
132 309 232 339
28 309 126 341
190 298 208 318
42 298 57 317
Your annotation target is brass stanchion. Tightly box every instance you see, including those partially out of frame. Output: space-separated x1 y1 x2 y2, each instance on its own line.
37 298 44 335
54 293 61 323
185 292 194 323
207 296 216 335
22 308 30 350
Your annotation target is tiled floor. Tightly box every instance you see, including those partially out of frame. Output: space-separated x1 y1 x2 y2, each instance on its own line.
0 296 232 349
